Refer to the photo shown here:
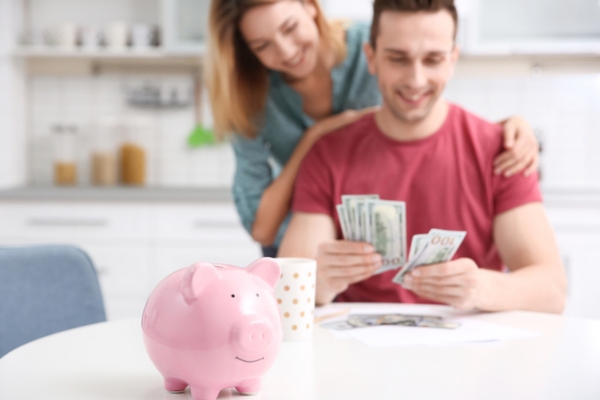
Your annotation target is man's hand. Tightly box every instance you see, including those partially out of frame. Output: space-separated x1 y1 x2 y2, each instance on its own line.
401 258 487 310
315 240 382 305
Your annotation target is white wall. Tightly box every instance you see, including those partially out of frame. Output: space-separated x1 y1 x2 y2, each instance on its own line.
445 73 600 190
0 0 27 189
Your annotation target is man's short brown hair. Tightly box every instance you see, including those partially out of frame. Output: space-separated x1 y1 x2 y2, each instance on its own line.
370 0 459 48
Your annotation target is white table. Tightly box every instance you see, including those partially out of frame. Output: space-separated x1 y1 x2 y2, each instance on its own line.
1 303 600 400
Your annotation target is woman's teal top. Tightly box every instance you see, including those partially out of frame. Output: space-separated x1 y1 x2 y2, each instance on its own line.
231 22 381 247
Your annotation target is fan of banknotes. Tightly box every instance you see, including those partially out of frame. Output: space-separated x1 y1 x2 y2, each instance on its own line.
322 313 461 330
336 195 467 284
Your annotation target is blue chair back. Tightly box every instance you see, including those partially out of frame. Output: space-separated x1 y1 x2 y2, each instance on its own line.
0 245 106 358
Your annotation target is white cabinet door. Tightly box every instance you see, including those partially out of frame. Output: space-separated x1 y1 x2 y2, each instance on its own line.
83 244 152 297
553 230 600 319
153 244 262 285
0 202 151 241
547 206 600 319
152 202 254 244
150 202 261 289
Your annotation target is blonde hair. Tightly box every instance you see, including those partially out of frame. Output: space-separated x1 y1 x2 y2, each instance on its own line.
206 0 347 139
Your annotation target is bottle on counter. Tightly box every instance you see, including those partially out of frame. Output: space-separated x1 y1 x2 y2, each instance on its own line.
119 118 148 186
52 124 78 186
91 119 118 186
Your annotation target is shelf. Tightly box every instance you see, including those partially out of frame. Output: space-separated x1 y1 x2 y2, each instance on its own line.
461 42 600 58
12 46 205 60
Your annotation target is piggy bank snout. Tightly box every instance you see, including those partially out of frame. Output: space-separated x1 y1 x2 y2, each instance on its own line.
234 319 274 353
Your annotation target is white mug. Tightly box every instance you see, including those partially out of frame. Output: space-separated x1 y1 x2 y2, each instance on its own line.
56 22 78 49
106 22 128 50
81 26 102 51
131 24 153 50
274 258 317 341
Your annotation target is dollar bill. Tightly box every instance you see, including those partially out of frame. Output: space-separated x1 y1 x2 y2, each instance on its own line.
341 195 379 241
364 200 407 273
321 313 460 330
408 234 428 263
336 204 352 240
393 229 467 284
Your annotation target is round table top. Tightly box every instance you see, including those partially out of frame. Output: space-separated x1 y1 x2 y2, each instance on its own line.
1 303 600 400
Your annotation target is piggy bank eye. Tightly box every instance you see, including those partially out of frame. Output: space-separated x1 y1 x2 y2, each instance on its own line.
231 294 235 298
256 293 259 297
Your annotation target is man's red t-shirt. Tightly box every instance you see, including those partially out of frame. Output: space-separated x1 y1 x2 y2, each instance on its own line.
292 103 542 303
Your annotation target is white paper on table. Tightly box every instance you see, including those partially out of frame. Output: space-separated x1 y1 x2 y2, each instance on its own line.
326 317 540 347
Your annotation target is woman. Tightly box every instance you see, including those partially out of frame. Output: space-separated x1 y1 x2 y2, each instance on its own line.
206 0 539 257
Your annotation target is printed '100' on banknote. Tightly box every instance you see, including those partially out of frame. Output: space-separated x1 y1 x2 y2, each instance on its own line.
393 229 466 284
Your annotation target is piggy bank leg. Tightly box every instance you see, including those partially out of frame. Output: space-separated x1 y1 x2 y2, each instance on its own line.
190 386 221 400
235 378 261 396
164 377 188 393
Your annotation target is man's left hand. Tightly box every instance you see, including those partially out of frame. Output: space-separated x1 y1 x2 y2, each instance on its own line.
401 258 484 310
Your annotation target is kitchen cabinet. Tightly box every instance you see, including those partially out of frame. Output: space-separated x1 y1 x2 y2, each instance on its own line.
546 201 600 319
322 0 600 56
457 0 600 55
0 199 261 320
160 0 210 53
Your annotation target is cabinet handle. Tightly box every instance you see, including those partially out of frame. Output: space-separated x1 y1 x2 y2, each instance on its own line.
193 220 240 229
27 218 108 227
95 265 109 276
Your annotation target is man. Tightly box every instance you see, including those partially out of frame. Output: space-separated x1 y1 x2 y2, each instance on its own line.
278 0 566 313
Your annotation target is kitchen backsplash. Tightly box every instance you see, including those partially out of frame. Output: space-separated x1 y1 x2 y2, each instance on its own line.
445 73 600 190
29 72 234 187
0 0 26 189
26 70 600 190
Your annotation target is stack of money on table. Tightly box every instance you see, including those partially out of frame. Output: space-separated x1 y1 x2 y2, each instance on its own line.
336 195 466 285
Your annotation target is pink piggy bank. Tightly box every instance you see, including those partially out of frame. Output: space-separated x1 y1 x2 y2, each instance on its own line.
142 258 283 400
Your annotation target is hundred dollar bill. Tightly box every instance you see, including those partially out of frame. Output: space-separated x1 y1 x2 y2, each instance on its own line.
364 199 406 273
341 195 379 241
336 204 352 240
407 234 428 263
355 200 370 242
393 229 466 284
322 314 460 330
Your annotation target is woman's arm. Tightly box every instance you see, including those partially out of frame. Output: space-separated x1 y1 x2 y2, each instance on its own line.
495 116 540 177
252 107 379 246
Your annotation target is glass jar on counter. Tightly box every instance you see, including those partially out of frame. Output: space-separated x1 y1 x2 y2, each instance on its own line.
91 119 118 186
52 124 78 186
119 118 149 186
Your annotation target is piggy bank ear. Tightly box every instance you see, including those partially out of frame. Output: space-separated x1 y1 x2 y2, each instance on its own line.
181 262 221 305
245 257 281 290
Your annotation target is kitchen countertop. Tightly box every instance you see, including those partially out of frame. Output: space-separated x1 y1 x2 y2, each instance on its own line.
542 187 600 208
0 186 599 206
0 186 232 203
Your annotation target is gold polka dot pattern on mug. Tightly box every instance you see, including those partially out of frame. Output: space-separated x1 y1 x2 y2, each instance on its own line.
274 260 317 340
